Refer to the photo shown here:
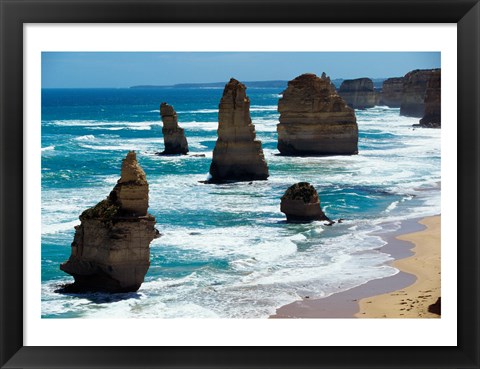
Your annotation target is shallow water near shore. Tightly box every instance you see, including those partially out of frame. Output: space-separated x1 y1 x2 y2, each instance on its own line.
41 87 440 318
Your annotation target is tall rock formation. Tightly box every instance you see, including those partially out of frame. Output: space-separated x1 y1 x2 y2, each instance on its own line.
60 151 158 292
400 69 440 117
419 70 441 128
277 73 358 156
208 78 269 182
338 78 377 109
280 182 330 223
380 77 404 107
159 102 189 155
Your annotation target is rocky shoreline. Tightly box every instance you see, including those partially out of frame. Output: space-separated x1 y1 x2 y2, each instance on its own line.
58 68 441 298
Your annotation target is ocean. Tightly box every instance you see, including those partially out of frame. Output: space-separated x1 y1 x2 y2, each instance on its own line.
41 86 441 318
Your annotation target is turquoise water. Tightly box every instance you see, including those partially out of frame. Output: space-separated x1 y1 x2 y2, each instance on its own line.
41 87 440 318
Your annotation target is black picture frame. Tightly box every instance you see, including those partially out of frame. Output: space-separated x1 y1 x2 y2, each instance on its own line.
1 0 479 368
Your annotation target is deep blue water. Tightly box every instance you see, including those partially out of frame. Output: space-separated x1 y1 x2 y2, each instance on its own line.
41 87 440 318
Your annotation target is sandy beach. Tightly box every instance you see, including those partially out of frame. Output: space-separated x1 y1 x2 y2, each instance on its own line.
356 215 441 318
272 215 441 318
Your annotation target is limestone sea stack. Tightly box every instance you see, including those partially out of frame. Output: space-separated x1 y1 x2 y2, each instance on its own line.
159 102 189 155
419 69 441 128
380 77 404 107
280 182 330 222
60 151 158 292
400 69 441 117
338 78 377 109
277 73 358 156
208 78 269 182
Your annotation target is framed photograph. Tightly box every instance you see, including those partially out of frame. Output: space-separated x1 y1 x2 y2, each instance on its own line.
1 0 479 368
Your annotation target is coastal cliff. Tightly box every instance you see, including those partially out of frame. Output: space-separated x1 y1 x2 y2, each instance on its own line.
338 78 377 109
208 78 269 182
400 69 440 117
60 151 158 292
277 73 358 156
380 77 404 107
159 102 189 155
419 70 441 128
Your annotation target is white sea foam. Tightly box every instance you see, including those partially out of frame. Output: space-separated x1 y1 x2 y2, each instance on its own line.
182 121 218 131
78 136 163 152
45 120 161 131
74 135 96 142
42 220 80 235
41 186 113 236
177 108 218 114
87 125 153 131
385 201 399 213
45 119 97 126
80 144 143 151
103 175 119 185
250 105 278 112
41 145 55 152
176 105 276 115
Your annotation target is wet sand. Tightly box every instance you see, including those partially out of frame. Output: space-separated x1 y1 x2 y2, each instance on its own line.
271 216 440 318
356 216 441 318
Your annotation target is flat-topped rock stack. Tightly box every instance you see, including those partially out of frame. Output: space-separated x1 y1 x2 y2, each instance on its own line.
280 182 330 223
208 78 269 182
159 102 189 155
60 151 158 293
419 69 441 128
277 73 358 156
380 77 404 107
400 69 441 117
338 78 377 109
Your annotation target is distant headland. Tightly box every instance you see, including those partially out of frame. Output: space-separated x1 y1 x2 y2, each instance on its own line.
130 80 289 89
129 78 386 90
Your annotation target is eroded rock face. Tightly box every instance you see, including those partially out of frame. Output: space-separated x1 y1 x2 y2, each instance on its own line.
280 182 330 222
277 73 358 156
338 78 377 109
380 77 404 107
400 69 440 117
159 102 189 155
208 78 269 182
60 151 157 292
419 70 441 128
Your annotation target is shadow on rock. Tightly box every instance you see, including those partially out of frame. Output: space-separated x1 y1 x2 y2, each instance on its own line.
54 283 143 304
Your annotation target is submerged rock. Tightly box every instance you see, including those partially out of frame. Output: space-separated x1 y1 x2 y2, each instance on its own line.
380 77 404 107
60 151 158 293
400 69 440 117
159 102 189 155
277 73 358 156
419 70 441 128
208 78 269 182
338 78 377 109
280 182 330 223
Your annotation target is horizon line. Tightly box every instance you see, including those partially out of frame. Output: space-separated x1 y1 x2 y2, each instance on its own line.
42 75 404 89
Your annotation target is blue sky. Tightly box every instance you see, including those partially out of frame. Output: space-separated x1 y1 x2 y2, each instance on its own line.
42 52 440 88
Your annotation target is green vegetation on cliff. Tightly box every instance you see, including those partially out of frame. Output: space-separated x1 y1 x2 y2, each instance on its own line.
281 182 319 203
79 198 120 222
